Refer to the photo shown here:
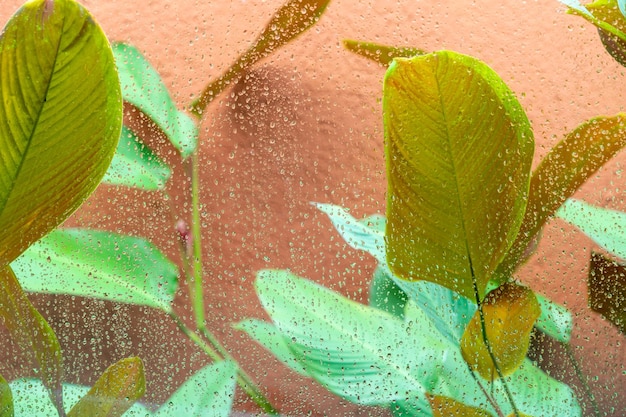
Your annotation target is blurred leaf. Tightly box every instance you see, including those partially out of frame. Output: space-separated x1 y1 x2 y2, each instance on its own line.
10 379 151 417
588 252 626 334
498 115 626 278
112 42 197 157
343 40 425 65
383 52 533 300
191 0 330 116
154 361 237 417
535 295 572 343
103 126 171 190
248 270 580 416
427 394 493 417
12 229 178 313
0 374 12 417
369 266 408 319
461 283 541 381
68 357 145 417
0 266 63 415
557 198 626 260
0 0 122 265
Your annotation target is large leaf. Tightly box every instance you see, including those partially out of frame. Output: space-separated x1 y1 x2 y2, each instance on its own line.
11 229 178 313
588 252 626 334
154 361 237 417
0 374 12 417
67 357 145 417
368 265 408 319
112 43 197 157
246 270 580 417
190 0 330 116
557 198 626 259
0 266 63 415
383 52 534 300
343 40 425 65
461 283 541 381
497 115 626 278
0 0 122 265
102 126 171 190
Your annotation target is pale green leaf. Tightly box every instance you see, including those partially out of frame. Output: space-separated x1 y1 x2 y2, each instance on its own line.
103 126 171 190
67 357 145 417
0 0 122 265
154 361 237 417
11 229 178 313
0 266 63 415
343 40 425 65
112 42 197 157
535 295 572 343
368 266 408 318
383 52 534 300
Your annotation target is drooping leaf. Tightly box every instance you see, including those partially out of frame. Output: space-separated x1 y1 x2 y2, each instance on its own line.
0 266 63 415
112 43 197 157
190 0 330 116
10 379 151 417
588 252 626 334
427 394 493 417
0 0 122 266
498 114 626 278
383 52 534 300
0 374 12 417
369 266 408 319
154 361 237 417
102 126 171 190
343 40 425 65
557 198 626 259
11 229 178 313
67 357 145 417
461 283 541 380
534 295 572 343
247 270 580 417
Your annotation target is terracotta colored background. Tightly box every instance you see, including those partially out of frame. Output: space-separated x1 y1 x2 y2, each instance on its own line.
1 0 625 415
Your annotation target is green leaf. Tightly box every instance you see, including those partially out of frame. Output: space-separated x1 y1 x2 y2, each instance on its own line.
588 252 626 334
154 361 237 417
190 0 331 116
112 42 197 157
10 379 151 417
67 357 145 417
557 198 626 259
368 266 408 319
498 115 626 278
343 40 426 65
250 270 580 416
0 0 122 265
535 295 572 343
11 229 178 313
102 126 171 190
0 374 13 417
461 283 541 381
563 0 626 40
0 266 63 415
383 52 534 300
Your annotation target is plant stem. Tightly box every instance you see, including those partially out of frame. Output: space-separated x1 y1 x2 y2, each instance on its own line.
190 151 206 330
562 342 601 417
169 312 279 415
468 366 505 417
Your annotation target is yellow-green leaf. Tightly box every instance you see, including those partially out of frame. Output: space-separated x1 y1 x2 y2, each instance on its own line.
0 374 12 417
0 266 63 415
343 39 425 65
427 394 494 417
383 52 533 300
496 114 626 279
461 283 541 380
190 0 330 116
0 0 122 265
68 357 145 417
588 252 626 334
